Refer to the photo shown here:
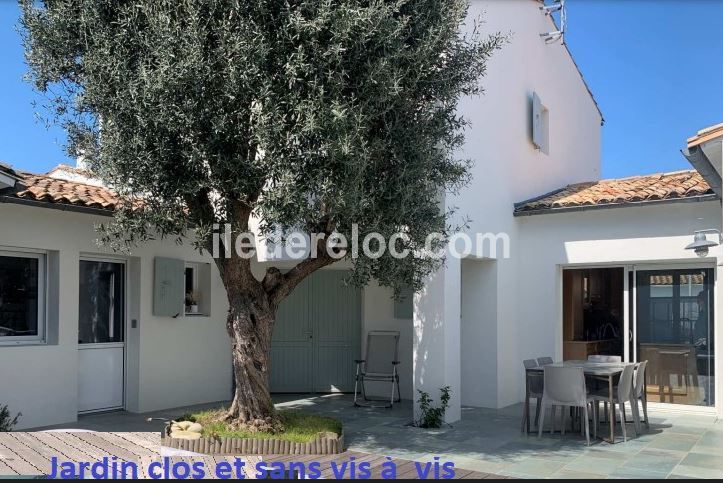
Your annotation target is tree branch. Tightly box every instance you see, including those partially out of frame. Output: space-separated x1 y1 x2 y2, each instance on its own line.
214 200 268 303
184 188 215 226
265 237 337 307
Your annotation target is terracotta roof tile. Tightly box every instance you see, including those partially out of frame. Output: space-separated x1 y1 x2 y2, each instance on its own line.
515 170 715 214
648 274 705 286
7 173 120 212
2 165 717 217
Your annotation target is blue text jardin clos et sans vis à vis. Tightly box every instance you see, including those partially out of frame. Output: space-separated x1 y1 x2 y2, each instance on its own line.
48 455 458 479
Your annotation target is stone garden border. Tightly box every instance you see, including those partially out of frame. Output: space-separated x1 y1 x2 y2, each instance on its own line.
163 432 345 455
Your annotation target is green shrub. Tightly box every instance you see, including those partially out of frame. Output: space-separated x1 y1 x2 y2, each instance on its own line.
0 405 20 432
173 413 197 423
415 386 451 429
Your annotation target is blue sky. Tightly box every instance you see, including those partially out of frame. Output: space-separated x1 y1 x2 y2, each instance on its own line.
1 1 722 179
564 0 723 178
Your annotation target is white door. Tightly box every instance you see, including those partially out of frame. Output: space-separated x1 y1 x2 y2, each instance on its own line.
78 260 125 413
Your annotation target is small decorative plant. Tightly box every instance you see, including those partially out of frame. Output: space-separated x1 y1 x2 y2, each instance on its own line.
414 386 451 429
0 405 21 432
185 291 199 313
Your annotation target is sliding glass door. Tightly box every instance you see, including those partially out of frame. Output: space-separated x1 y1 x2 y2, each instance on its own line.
635 268 714 407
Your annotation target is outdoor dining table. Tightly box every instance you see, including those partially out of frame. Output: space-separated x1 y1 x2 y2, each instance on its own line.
526 360 627 444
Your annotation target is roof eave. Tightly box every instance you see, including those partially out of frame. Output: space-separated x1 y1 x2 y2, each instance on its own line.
539 3 604 124
513 193 720 217
513 186 572 211
688 124 723 149
0 195 115 217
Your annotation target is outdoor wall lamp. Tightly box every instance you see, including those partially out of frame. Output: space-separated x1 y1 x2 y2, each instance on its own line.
685 229 723 258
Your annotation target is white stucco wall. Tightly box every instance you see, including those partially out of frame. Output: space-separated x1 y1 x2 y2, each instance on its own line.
361 281 413 401
413 0 603 419
515 201 723 417
0 203 231 429
0 199 417 428
414 254 462 421
460 258 498 408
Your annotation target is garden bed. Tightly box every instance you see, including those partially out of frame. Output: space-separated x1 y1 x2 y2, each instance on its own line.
164 409 344 455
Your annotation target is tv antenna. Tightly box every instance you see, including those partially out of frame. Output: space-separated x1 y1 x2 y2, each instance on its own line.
540 0 567 44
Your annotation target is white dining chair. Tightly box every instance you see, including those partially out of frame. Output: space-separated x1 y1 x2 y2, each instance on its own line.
537 356 554 366
631 361 649 431
587 354 621 420
588 355 622 363
521 359 543 432
538 366 596 445
590 363 636 442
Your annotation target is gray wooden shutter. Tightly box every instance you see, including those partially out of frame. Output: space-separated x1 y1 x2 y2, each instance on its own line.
532 92 550 155
394 286 414 319
153 257 184 317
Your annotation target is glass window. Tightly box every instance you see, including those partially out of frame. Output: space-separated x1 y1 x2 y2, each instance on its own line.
636 269 715 407
184 262 210 315
79 261 124 344
185 265 196 313
0 252 44 343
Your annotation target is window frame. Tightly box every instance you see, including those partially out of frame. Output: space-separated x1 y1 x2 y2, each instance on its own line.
0 248 47 346
78 257 126 345
184 262 200 316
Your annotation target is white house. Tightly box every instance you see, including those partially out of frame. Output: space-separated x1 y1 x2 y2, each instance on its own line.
1 0 721 430
410 0 722 422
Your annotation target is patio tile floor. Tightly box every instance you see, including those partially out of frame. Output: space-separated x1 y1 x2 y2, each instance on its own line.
275 394 722 480
35 394 722 479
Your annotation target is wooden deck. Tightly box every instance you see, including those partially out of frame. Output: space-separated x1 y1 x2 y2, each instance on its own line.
0 432 507 479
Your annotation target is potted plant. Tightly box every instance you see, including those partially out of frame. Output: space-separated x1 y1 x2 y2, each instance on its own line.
185 291 199 314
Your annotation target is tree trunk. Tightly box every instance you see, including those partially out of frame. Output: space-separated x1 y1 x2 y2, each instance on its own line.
215 220 335 432
224 295 280 433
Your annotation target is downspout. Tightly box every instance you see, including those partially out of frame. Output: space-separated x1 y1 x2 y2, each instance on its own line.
683 145 722 198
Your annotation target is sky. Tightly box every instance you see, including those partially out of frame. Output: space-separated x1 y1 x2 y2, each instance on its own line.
0 1 722 179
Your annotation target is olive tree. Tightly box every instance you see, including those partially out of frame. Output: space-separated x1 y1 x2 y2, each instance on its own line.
21 0 503 431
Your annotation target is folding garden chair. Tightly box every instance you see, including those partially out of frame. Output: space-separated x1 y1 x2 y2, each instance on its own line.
354 331 401 408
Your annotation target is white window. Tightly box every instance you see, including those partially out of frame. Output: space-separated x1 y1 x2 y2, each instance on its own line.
0 250 46 344
184 262 211 316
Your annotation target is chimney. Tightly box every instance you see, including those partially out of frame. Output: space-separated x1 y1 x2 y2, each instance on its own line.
76 150 88 171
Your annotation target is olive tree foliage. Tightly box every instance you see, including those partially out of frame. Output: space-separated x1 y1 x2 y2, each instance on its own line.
21 0 503 427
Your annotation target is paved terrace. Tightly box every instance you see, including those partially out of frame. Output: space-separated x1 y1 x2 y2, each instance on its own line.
0 433 499 480
11 394 723 479
278 395 723 479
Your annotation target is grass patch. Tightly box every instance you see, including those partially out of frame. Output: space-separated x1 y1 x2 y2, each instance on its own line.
177 408 342 444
